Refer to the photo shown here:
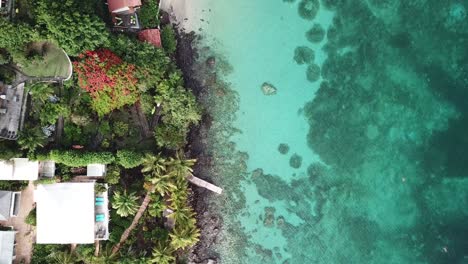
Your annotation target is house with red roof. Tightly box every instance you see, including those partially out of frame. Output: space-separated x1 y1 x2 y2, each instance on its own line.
107 0 142 14
138 29 162 48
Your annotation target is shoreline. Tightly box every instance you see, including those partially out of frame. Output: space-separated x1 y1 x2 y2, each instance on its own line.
165 5 223 263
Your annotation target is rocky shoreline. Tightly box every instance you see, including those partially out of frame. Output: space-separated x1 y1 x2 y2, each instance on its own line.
174 28 222 264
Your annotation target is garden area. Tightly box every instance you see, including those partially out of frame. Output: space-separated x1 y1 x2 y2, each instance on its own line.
19 41 72 79
0 0 203 263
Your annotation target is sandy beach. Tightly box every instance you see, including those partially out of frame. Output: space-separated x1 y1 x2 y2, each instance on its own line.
159 0 209 33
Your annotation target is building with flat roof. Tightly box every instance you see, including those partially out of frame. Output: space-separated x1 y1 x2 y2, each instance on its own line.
0 158 39 181
35 182 109 244
0 230 16 264
0 191 20 221
0 83 27 140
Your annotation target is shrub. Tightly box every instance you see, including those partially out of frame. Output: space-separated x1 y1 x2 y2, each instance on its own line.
44 150 115 167
25 208 36 226
116 150 145 168
0 181 28 191
113 121 129 137
139 0 160 28
34 178 57 185
74 49 139 116
161 25 177 55
105 166 121 185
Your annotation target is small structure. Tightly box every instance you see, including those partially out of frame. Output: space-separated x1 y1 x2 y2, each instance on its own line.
0 230 16 264
0 0 13 19
35 182 109 244
187 174 223 194
38 161 55 178
107 0 142 31
0 158 39 181
87 164 106 177
138 29 162 48
0 191 20 221
0 83 28 140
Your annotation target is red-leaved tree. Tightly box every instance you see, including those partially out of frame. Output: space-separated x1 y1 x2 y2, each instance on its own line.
74 49 139 116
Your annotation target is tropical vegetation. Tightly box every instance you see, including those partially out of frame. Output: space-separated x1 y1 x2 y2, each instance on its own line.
0 0 203 262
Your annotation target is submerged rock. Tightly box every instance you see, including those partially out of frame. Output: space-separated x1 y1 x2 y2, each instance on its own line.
306 64 321 82
293 46 315 65
263 207 276 227
306 24 326 43
289 153 303 169
278 143 290 154
298 0 320 20
261 82 277 95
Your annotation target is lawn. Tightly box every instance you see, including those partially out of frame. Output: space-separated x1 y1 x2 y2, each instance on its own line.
20 41 72 79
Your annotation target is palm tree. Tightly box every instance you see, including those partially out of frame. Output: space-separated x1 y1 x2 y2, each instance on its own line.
141 153 167 176
47 250 76 264
111 154 168 255
29 83 54 104
169 224 200 250
112 191 139 217
18 126 46 153
165 151 196 182
149 242 175 264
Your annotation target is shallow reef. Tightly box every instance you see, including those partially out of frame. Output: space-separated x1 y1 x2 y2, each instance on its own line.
289 153 302 169
277 143 290 154
300 0 468 263
293 46 315 65
298 0 320 20
306 24 326 43
306 64 321 82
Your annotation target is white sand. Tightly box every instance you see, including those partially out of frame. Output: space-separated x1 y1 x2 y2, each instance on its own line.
159 0 211 33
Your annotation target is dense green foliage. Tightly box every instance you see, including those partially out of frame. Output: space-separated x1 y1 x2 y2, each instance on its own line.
161 25 177 55
116 150 145 168
139 0 159 28
37 150 115 167
0 180 28 191
0 19 40 61
35 0 109 55
154 73 201 149
25 208 36 226
112 191 139 217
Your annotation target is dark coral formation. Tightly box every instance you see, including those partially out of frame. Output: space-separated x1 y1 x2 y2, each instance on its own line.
289 153 302 169
263 207 276 227
293 46 315 65
306 23 326 43
298 0 320 20
278 143 290 154
306 64 321 82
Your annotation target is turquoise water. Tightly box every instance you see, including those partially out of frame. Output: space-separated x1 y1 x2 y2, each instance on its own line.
191 0 468 263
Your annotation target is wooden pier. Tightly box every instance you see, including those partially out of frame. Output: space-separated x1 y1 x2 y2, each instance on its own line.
187 174 223 194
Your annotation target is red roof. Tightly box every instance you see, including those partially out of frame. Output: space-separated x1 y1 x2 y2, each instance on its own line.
108 0 142 13
138 29 162 48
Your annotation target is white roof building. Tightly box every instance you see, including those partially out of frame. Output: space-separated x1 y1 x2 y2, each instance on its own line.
87 164 106 177
0 158 39 181
35 182 96 244
0 230 16 264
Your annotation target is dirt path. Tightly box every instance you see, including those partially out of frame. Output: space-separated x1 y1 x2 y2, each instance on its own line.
0 181 36 264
